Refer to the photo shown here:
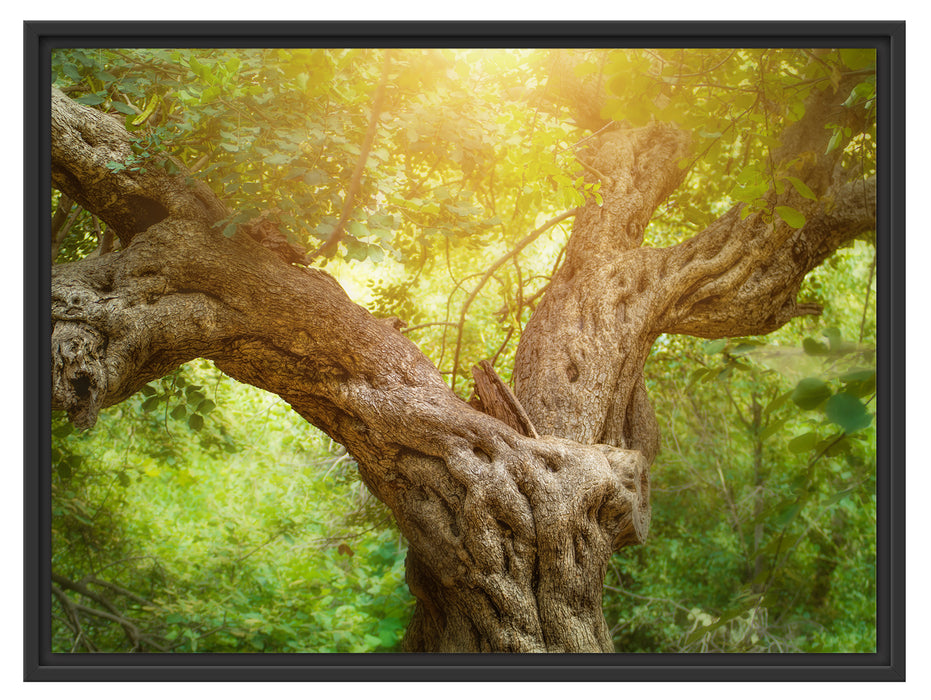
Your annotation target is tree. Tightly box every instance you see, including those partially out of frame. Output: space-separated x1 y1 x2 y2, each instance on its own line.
49 47 876 653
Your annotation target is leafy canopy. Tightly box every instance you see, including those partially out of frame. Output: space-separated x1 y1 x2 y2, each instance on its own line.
52 47 875 388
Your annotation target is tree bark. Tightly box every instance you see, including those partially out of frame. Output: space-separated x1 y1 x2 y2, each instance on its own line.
49 70 874 653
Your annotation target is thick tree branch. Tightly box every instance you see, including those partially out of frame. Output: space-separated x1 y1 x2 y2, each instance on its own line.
651 73 875 337
51 87 228 247
567 123 691 256
658 176 876 338
51 193 77 262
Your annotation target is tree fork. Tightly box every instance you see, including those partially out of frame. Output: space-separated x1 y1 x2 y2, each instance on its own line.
50 215 650 652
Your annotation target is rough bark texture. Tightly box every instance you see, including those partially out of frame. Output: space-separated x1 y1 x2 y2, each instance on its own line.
49 71 875 653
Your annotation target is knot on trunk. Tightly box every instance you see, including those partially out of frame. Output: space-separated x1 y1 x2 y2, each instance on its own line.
593 443 651 548
591 123 691 204
240 209 309 266
51 322 108 429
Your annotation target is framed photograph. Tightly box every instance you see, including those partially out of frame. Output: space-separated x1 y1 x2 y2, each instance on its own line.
25 21 904 681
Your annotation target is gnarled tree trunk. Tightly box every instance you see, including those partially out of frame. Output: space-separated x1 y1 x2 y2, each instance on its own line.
49 68 874 652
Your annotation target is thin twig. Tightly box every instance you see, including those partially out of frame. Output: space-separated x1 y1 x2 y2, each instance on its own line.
309 53 392 261
401 321 460 335
450 208 578 392
858 249 877 344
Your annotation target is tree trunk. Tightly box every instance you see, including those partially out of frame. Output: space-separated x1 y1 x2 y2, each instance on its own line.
48 71 874 652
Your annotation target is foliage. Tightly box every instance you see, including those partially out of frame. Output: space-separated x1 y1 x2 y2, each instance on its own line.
52 360 411 652
50 47 876 653
591 48 876 237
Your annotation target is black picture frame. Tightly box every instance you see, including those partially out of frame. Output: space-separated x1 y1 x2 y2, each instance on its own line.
25 20 905 681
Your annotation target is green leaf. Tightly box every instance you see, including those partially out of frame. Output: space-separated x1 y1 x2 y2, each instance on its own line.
784 176 817 200
843 81 875 108
788 432 819 454
141 395 161 412
763 390 792 417
822 327 844 351
791 377 831 410
841 368 877 398
61 64 82 82
302 170 327 187
688 368 710 387
816 434 849 457
840 368 876 384
729 342 759 356
188 413 204 431
189 56 208 79
52 421 75 438
74 93 105 106
775 205 806 229
348 221 370 238
703 339 727 355
110 102 137 115
265 153 293 166
840 49 875 71
759 416 788 441
823 486 858 507
773 500 804 528
379 627 400 647
802 337 829 356
171 404 187 420
824 393 873 434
